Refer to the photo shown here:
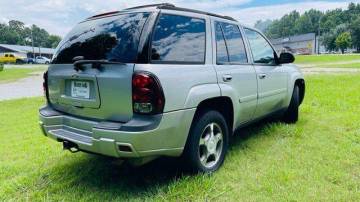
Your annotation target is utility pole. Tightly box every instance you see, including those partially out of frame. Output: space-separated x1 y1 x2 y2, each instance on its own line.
31 26 35 58
317 15 322 55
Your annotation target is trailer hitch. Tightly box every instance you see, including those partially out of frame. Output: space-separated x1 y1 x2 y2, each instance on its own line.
63 140 80 153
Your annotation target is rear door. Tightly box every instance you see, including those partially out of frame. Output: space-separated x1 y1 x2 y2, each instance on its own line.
213 20 257 125
244 28 288 118
48 12 151 122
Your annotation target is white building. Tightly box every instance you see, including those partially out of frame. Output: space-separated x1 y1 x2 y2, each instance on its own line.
270 33 325 55
0 44 55 59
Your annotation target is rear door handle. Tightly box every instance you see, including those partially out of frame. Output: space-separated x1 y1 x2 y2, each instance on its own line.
222 74 232 82
258 73 266 79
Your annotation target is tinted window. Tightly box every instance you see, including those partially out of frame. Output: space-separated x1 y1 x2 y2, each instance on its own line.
215 23 228 64
151 14 206 64
244 29 276 65
52 12 150 64
218 22 247 63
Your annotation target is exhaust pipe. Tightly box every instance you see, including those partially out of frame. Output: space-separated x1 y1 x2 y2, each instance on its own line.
63 140 79 153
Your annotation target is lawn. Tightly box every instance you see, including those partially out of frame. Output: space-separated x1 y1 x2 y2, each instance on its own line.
316 62 360 68
1 74 360 201
295 54 360 65
0 67 46 83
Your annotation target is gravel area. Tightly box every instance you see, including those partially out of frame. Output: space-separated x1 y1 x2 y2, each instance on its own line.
0 73 43 101
301 67 360 74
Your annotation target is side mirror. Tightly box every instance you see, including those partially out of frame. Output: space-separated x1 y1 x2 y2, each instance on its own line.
279 52 295 64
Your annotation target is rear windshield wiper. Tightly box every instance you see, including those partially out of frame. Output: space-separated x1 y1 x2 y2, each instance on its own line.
73 59 126 71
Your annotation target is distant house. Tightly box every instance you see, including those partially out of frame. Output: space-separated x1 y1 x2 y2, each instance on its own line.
270 33 323 55
0 44 55 59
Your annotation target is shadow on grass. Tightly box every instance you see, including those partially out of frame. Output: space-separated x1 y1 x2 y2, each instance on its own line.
47 118 280 198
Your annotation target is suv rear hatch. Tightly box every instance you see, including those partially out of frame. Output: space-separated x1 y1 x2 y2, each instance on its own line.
48 12 150 122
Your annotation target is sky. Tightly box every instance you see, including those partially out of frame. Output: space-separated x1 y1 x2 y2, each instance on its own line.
0 0 359 37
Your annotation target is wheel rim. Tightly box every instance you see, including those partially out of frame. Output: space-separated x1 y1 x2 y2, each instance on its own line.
198 122 223 168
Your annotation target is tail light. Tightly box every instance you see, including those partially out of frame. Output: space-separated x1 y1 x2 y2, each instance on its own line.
43 71 49 102
132 72 165 114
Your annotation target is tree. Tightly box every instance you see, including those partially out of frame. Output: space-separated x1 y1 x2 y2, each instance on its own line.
321 23 349 52
265 10 300 38
349 16 360 52
254 19 273 32
335 32 352 53
0 20 62 48
47 35 62 48
294 9 323 35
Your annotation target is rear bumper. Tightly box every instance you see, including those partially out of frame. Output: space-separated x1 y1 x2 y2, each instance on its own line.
39 106 195 158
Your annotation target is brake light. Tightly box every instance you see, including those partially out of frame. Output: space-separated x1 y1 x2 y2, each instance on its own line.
43 71 49 102
132 72 165 114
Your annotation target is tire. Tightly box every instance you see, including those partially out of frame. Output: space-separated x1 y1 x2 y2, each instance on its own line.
183 110 229 173
282 85 299 123
45 61 49 64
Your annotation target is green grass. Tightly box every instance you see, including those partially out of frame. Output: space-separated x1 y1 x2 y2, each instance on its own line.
316 62 360 68
295 54 360 64
1 74 360 201
0 67 46 83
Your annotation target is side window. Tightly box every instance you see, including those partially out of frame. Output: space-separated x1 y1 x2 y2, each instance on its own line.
151 14 206 64
244 28 276 65
215 23 228 64
219 22 247 63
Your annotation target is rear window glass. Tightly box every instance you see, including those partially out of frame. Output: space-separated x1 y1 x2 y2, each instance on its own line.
217 22 247 64
151 14 206 64
215 23 228 64
52 12 150 64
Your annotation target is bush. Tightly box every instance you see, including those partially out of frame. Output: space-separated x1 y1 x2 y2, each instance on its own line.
0 63 4 72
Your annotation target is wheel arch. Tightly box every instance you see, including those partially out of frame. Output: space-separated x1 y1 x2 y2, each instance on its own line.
295 79 305 105
286 72 305 106
192 96 234 136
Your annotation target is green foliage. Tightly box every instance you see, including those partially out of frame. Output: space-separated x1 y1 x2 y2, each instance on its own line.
264 3 360 52
295 54 360 64
0 20 61 48
266 11 300 38
254 19 273 32
349 16 360 52
321 24 349 51
0 67 46 83
335 32 352 53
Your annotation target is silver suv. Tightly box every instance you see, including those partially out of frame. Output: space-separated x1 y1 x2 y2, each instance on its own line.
39 4 305 172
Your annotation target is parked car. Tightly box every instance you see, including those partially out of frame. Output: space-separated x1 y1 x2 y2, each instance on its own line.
24 58 35 64
39 4 305 173
0 53 26 64
35 56 51 64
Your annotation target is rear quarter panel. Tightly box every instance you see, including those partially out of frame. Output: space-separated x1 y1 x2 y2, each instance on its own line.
134 64 220 112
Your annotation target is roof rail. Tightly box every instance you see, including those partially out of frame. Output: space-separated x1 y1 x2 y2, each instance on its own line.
125 3 175 10
160 5 237 22
87 3 237 22
87 11 121 19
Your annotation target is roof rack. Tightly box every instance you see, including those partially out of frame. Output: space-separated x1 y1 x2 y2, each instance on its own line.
88 3 237 22
160 5 237 21
87 11 121 19
125 3 175 10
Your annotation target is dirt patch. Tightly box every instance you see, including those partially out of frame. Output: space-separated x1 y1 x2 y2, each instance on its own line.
301 67 360 74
